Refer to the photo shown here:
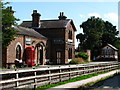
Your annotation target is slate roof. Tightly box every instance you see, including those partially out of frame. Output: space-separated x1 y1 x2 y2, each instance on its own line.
20 21 32 28
13 26 47 40
20 19 77 31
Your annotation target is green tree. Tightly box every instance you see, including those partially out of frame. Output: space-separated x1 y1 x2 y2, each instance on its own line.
1 2 19 48
1 1 19 67
76 17 104 50
101 21 119 46
76 16 119 59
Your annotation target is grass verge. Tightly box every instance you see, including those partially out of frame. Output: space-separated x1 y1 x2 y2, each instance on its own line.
37 69 119 89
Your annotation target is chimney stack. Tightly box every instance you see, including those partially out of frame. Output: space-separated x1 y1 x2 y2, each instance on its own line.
58 12 67 20
32 10 41 27
7 6 14 15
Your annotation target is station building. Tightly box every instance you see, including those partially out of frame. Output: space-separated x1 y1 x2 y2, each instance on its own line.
3 9 77 67
20 10 77 64
4 26 47 67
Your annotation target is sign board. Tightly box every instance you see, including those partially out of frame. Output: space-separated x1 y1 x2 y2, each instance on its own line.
26 38 31 45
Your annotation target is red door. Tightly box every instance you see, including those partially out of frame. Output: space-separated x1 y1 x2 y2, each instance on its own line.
26 47 35 66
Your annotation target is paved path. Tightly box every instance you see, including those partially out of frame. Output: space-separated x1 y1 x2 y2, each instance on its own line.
48 70 120 89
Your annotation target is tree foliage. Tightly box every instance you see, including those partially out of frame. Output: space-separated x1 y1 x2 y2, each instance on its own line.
101 21 119 46
76 16 119 58
76 17 105 50
77 52 88 60
1 1 19 48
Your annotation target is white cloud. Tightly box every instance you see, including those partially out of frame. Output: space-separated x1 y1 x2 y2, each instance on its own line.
88 13 101 18
104 13 118 22
80 14 84 18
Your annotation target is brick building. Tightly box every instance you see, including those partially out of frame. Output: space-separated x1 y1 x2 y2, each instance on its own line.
4 26 47 67
21 10 77 64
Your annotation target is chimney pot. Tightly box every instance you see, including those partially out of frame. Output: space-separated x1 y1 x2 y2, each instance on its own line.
7 6 12 11
33 10 37 13
62 12 64 16
58 12 67 20
9 6 12 10
60 12 62 16
7 6 14 15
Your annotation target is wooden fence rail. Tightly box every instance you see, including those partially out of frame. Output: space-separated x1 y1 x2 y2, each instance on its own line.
0 62 120 89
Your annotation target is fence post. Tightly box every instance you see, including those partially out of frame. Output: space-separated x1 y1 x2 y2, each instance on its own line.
115 63 117 69
117 62 120 69
99 64 101 73
108 63 109 71
15 70 19 87
83 66 85 74
87 65 91 74
103 64 106 72
92 65 95 74
34 71 37 83
97 65 99 73
59 66 62 82
94 65 96 73
110 64 112 71
69 65 71 80
34 71 37 90
107 63 109 71
105 64 107 72
48 67 51 84
77 65 79 76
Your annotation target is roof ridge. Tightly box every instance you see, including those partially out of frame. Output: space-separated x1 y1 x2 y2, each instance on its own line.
107 44 118 50
41 19 70 21
20 19 76 30
22 19 71 22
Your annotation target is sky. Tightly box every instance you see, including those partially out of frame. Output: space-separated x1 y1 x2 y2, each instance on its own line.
4 1 119 48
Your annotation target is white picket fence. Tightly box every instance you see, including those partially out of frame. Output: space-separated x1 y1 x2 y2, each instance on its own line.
0 62 119 89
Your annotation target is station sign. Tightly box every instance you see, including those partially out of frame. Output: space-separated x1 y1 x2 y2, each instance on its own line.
26 38 31 45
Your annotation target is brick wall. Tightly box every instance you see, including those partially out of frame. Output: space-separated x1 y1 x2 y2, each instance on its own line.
35 23 75 64
65 23 75 63
7 35 24 63
6 35 24 67
35 28 65 64
6 35 47 67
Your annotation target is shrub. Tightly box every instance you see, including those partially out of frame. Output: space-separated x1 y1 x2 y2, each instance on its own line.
69 60 80 64
75 53 79 58
75 58 84 63
77 52 89 60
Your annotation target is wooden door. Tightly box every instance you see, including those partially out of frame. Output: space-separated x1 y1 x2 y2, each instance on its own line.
57 52 61 64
